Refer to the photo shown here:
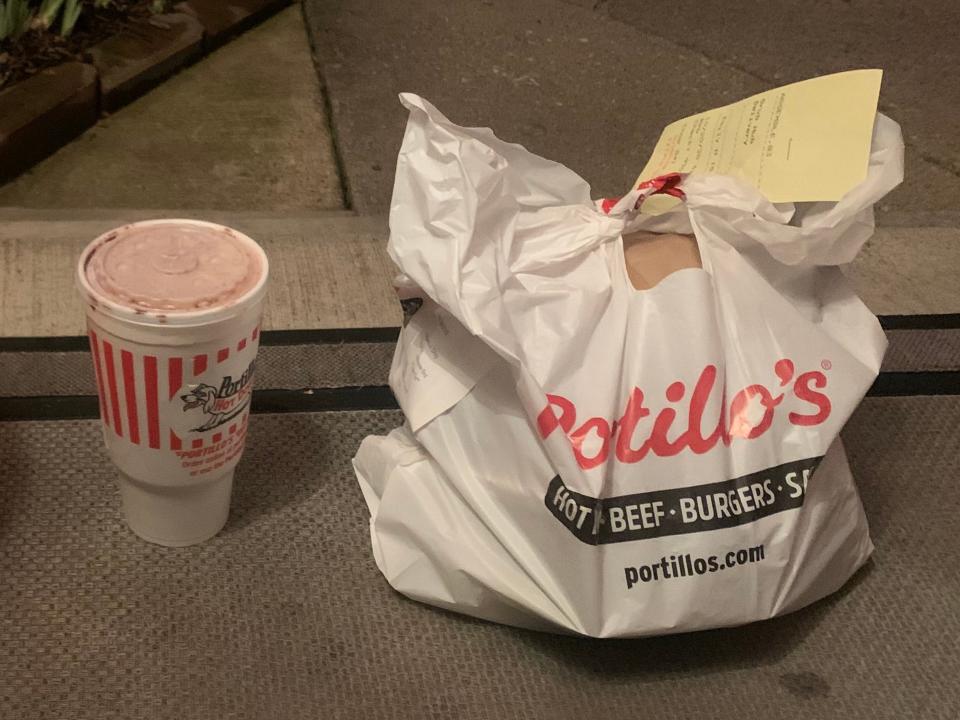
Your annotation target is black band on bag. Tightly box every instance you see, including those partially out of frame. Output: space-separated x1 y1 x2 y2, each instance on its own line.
544 455 823 545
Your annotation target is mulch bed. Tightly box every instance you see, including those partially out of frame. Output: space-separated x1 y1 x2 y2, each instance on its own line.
0 1 168 90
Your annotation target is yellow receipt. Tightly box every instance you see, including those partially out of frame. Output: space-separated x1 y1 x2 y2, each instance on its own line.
636 69 883 204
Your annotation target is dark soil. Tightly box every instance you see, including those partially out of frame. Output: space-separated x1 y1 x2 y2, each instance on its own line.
0 1 170 90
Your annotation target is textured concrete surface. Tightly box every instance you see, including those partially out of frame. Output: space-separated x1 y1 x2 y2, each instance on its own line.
847 227 960 316
585 1 960 176
303 0 960 216
589 0 960 219
0 213 399 337
1 211 954 339
0 6 342 211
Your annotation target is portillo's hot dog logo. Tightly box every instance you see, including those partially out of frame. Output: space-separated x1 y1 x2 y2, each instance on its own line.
180 360 256 433
536 359 831 469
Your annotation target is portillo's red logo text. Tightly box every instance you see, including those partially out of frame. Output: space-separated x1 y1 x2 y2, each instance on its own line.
536 359 831 470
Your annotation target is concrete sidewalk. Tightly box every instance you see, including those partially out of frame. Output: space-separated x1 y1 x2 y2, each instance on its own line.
0 0 956 336
303 0 960 218
0 5 342 211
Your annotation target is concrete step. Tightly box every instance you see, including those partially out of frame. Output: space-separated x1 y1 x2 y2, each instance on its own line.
0 211 400 337
0 210 956 338
845 226 959 316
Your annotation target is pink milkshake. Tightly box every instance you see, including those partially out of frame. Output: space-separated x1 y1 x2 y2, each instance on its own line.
77 219 269 546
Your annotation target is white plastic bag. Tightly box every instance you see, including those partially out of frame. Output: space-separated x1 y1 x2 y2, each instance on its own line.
354 94 904 637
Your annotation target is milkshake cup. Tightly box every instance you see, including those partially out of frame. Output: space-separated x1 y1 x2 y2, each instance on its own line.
77 219 269 546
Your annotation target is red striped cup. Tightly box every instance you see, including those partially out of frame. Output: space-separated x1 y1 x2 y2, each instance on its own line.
77 219 269 546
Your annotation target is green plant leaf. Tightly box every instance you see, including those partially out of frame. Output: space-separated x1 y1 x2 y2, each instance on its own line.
4 0 33 39
59 0 82 37
38 0 65 29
